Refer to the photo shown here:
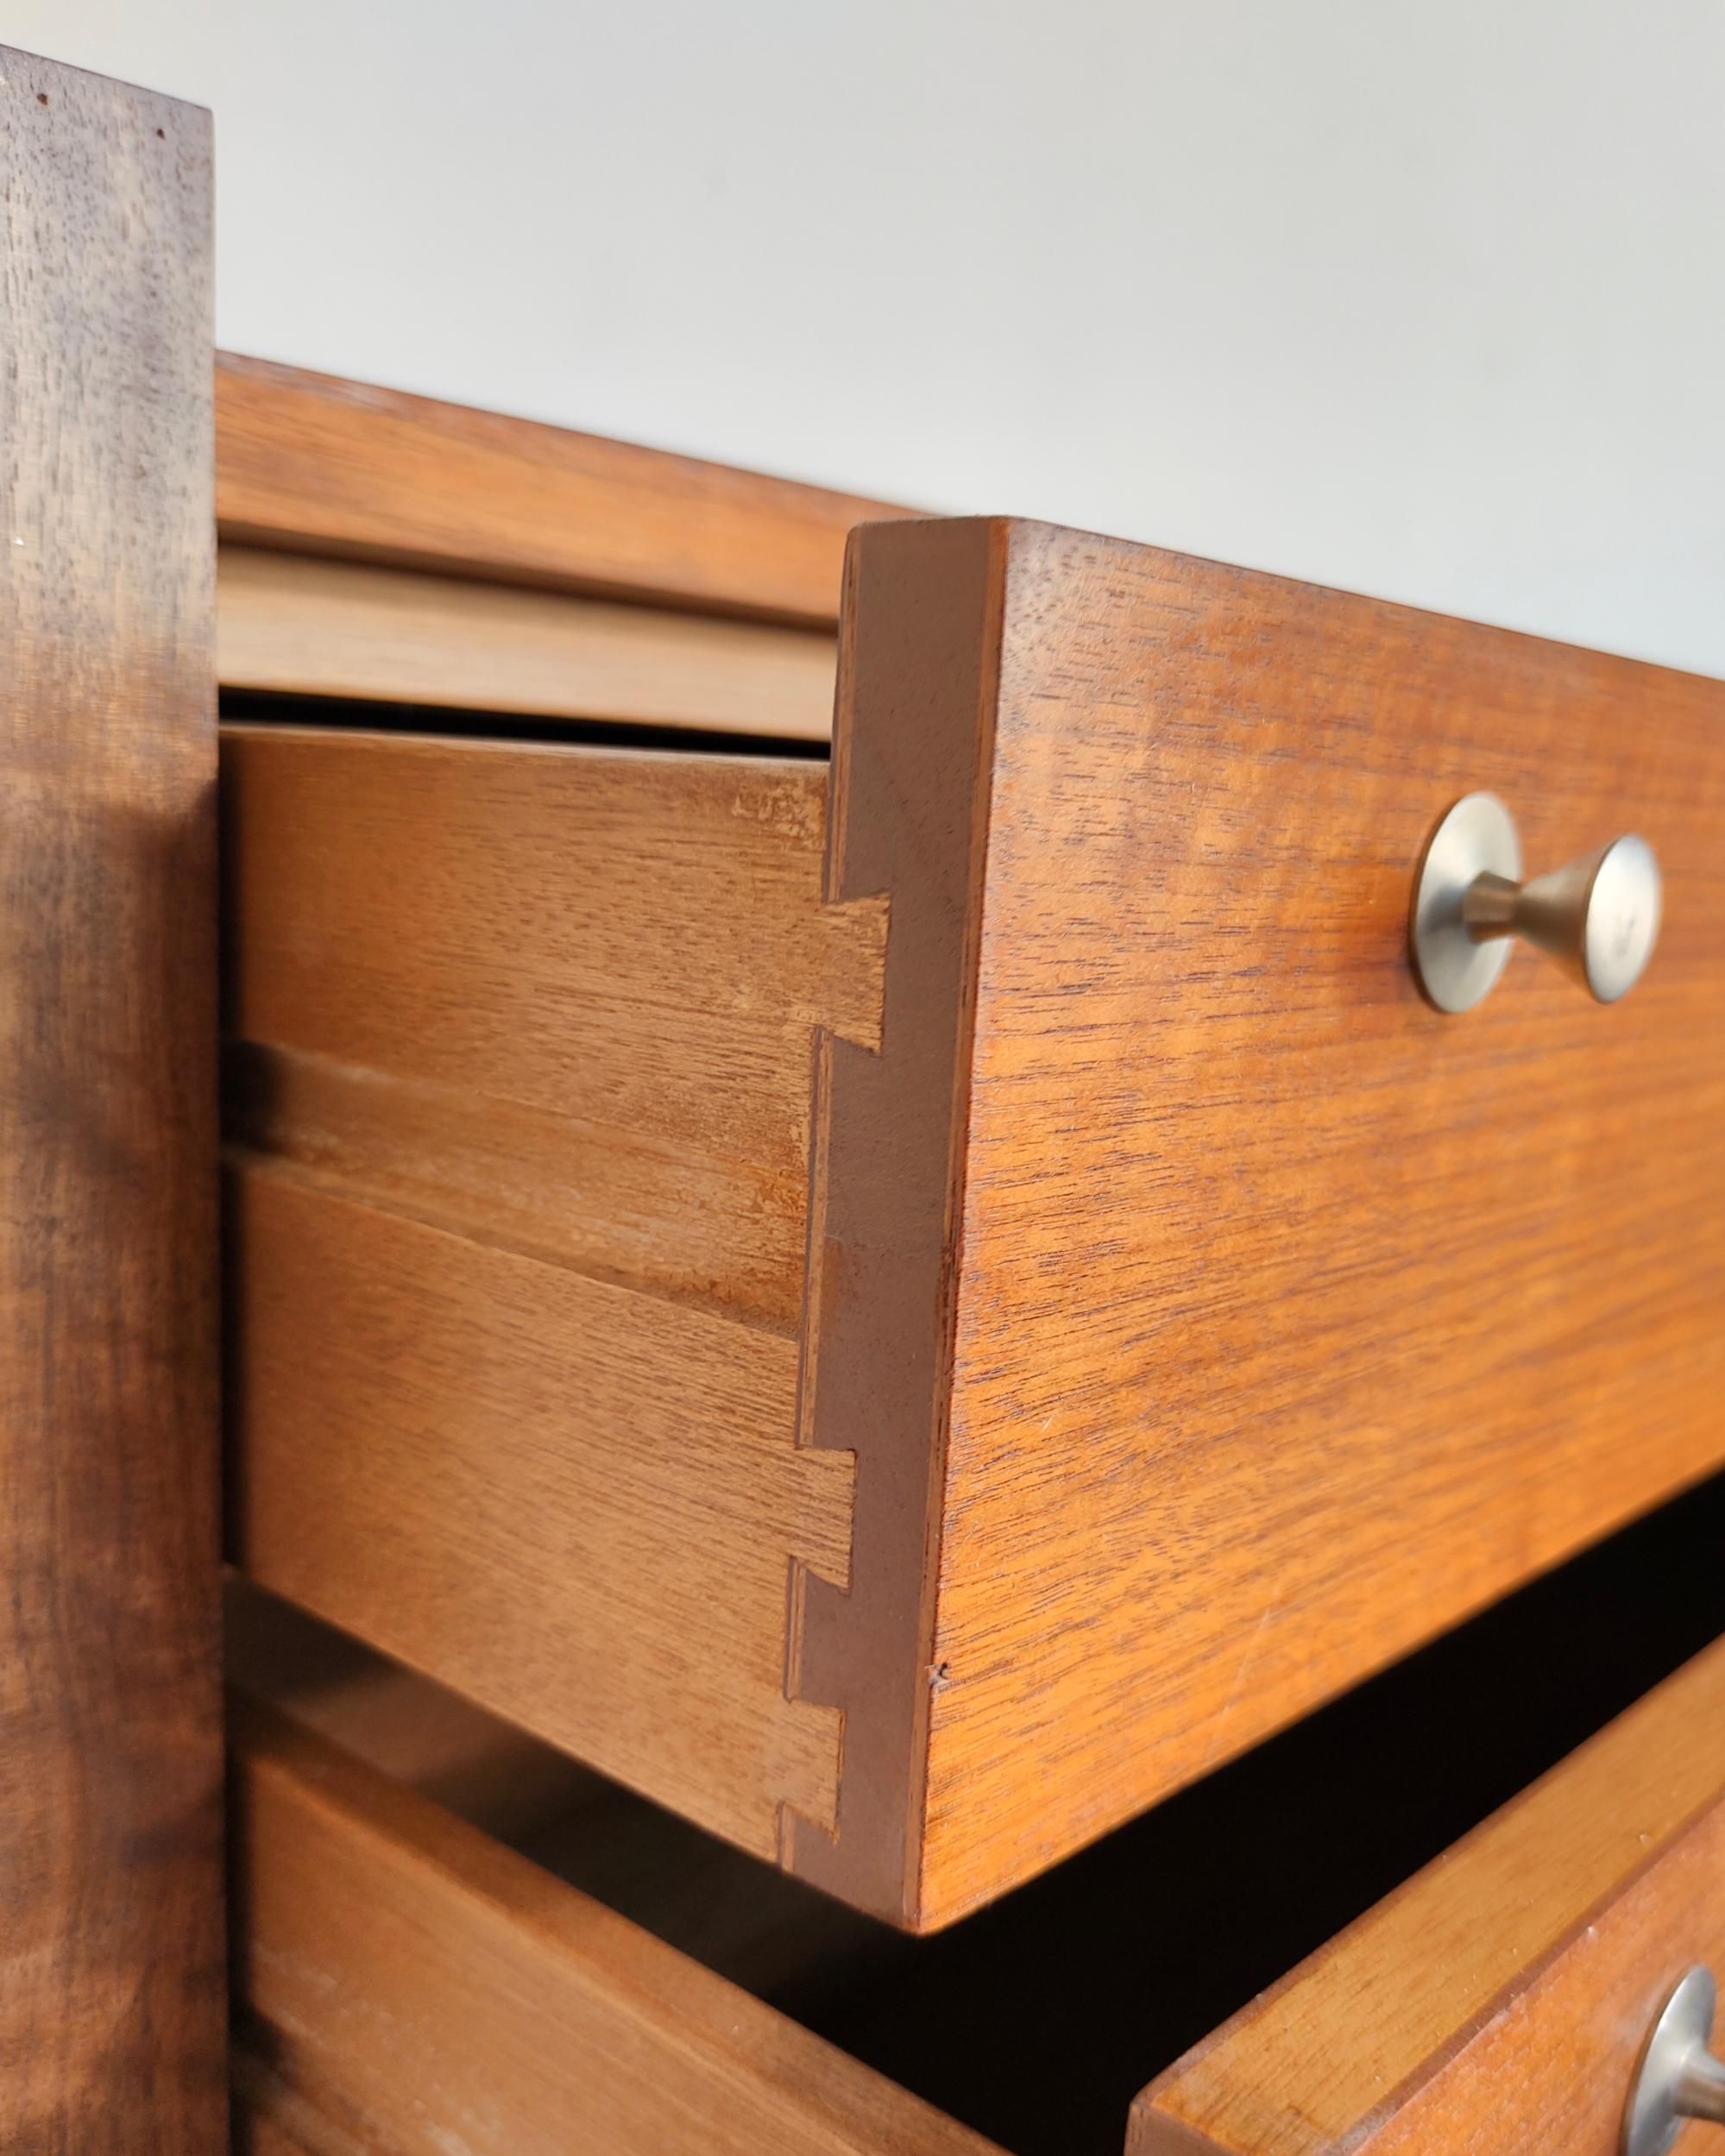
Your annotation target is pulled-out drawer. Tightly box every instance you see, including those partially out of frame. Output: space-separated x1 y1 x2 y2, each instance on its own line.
223 515 1725 1928
231 1566 1725 2156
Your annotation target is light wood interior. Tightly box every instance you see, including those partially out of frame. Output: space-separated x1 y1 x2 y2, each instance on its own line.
222 721 885 1861
217 546 838 739
221 723 883 1323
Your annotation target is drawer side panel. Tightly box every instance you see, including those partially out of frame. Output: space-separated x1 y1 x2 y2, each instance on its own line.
223 725 883 1860
227 1167 850 1854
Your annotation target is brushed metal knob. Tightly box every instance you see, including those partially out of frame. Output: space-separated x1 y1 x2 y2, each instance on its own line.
1410 792 1662 1013
1623 1967 1725 2156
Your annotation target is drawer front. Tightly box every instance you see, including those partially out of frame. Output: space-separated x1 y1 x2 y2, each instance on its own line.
1133 1633 1725 2155
792 517 1725 1925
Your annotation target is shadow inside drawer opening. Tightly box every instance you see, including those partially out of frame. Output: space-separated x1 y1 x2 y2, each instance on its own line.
230 1466 1725 2156
219 687 834 759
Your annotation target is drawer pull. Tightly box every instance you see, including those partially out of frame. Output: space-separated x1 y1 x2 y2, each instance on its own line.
1624 1966 1725 2156
1410 791 1662 1012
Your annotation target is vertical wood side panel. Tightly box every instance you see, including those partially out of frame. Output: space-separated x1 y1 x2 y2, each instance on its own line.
0 46 223 2152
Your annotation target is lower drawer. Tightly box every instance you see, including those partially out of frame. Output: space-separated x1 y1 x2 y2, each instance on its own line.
231 1504 1725 2156
1134 1643 1725 2156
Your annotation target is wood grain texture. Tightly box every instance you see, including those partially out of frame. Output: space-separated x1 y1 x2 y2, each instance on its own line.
222 723 885 1325
227 1167 852 1854
809 517 1725 1928
224 1580 893 2007
0 47 224 2152
229 1701 1004 2156
222 725 885 1857
1131 1632 1725 2155
217 545 838 738
215 351 911 628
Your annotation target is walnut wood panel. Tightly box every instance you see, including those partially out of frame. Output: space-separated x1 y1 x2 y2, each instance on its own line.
222 725 885 1857
229 1702 1004 2156
217 546 837 738
216 351 910 627
1131 1633 1725 2155
0 47 224 2151
222 723 885 1326
799 517 1725 1929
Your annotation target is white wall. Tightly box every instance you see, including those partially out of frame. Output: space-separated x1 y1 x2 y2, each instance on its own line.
13 1 1724 672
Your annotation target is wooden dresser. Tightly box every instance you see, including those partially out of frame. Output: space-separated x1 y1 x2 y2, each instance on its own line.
7 40 1724 2156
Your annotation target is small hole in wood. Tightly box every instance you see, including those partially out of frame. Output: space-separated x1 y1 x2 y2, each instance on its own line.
156 127 166 139
36 91 48 104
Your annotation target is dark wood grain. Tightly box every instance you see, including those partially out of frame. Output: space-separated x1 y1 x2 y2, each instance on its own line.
215 352 913 628
0 45 223 2152
797 517 1725 1927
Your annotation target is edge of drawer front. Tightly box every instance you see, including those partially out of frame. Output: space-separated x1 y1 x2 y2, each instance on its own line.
787 520 1010 1923
223 725 885 1863
790 517 1725 1928
1130 1631 1725 2155
230 1700 1004 2156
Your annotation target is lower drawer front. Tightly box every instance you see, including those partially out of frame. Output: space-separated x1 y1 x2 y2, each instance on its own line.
234 1631 1725 2156
1134 1633 1725 2156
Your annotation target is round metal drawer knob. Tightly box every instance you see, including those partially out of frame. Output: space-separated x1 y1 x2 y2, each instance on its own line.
1410 792 1662 1013
1623 1966 1725 2156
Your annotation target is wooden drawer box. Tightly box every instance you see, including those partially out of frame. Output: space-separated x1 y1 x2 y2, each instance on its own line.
230 1526 1725 2156
223 500 1725 1933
